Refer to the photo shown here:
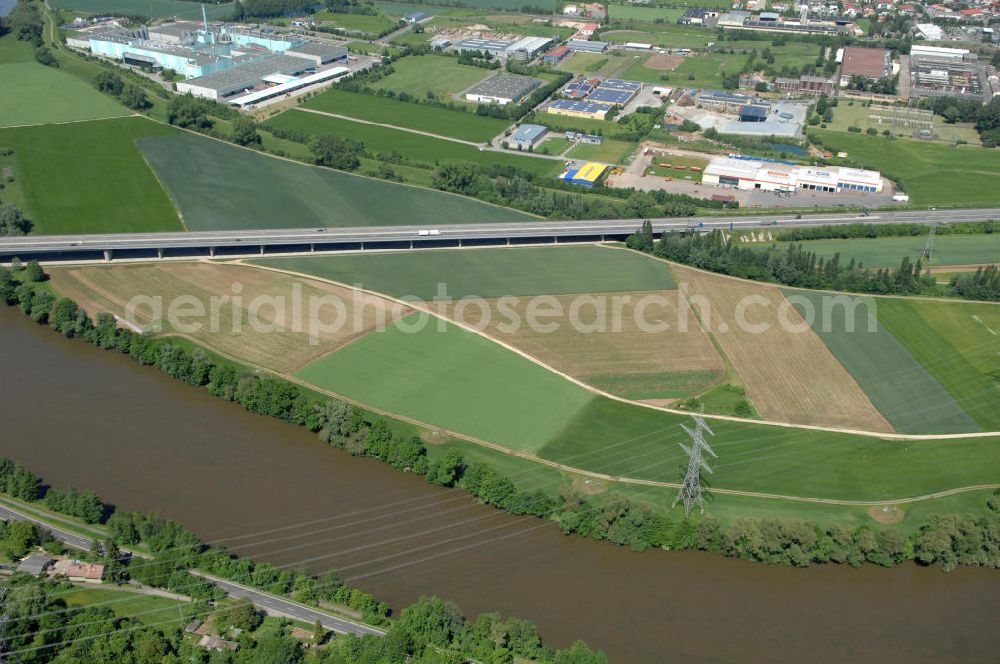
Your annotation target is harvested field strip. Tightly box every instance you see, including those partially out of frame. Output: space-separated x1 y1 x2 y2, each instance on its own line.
255 245 677 299
540 398 1000 501
137 132 530 229
672 264 892 432
436 290 724 400
874 298 1000 430
296 314 595 452
785 290 980 434
48 262 406 374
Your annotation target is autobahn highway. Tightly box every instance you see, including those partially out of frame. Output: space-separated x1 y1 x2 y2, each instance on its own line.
0 207 997 262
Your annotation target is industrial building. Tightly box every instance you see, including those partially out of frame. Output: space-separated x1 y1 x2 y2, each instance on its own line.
693 90 756 113
454 36 551 60
285 41 349 66
454 38 513 55
547 99 609 119
176 54 315 100
567 39 608 53
230 66 351 108
738 104 768 122
702 156 882 194
839 46 890 84
542 44 570 64
509 124 548 149
465 74 542 105
773 75 835 96
560 77 641 107
560 162 607 187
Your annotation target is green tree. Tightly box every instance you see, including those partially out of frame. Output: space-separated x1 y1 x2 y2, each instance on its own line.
120 84 151 110
94 70 125 96
23 259 45 282
167 95 213 130
308 135 363 170
0 204 32 236
213 598 262 632
33 46 58 67
232 115 261 146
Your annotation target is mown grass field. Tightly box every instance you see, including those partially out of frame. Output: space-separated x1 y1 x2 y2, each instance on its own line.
301 89 508 142
785 289 980 434
297 314 595 452
600 25 715 49
763 234 1000 269
558 52 611 75
313 10 398 36
0 117 182 234
138 131 530 229
875 298 1000 431
809 129 1000 207
607 4 685 22
54 586 195 631
266 109 561 176
49 262 407 373
256 245 677 299
538 397 1000 501
0 46 129 127
371 54 492 98
566 138 635 164
50 0 235 19
670 51 749 89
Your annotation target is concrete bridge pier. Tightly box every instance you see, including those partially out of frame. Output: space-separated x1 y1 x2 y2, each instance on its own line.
209 247 216 257
157 248 164 259
103 249 112 262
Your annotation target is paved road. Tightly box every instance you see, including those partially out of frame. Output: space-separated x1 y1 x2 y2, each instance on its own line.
1 208 997 260
0 503 384 637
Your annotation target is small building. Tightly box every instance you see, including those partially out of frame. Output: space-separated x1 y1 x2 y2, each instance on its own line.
915 23 944 41
465 74 542 105
695 90 756 113
509 124 547 150
198 635 239 652
560 162 607 187
547 99 609 119
542 44 570 64
402 12 427 23
738 104 769 122
52 559 105 584
430 37 451 49
565 130 602 144
185 619 204 634
505 36 552 61
16 553 53 577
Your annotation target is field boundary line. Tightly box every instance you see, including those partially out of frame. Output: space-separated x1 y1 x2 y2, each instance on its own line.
243 259 1000 442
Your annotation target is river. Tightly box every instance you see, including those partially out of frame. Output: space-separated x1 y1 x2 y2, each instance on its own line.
1 306 997 663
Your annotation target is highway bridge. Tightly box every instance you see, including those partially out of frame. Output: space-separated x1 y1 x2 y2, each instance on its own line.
1 208 997 263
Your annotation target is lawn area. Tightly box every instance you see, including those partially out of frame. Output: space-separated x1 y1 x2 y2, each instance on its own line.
0 36 130 127
874 298 1000 431
55 586 194 631
50 0 234 19
301 89 508 142
255 244 677 299
600 25 715 49
785 289 980 434
764 234 1000 269
296 314 595 452
670 51 749 89
809 129 1000 207
539 397 1000 501
138 131 530 230
558 52 611 75
607 4 685 22
538 135 571 155
370 54 492 97
266 108 561 176
313 10 398 36
566 138 636 164
0 117 182 234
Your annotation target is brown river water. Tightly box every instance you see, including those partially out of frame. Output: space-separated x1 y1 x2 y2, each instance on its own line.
1 306 998 663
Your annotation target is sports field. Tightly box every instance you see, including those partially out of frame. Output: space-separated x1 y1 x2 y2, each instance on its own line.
809 129 1000 207
266 109 562 176
0 61 129 128
301 89 508 142
138 132 530 230
49 262 406 373
673 265 892 431
296 314 595 451
255 245 677 299
785 290 980 434
765 234 1000 269
50 0 235 19
0 117 182 234
371 54 492 98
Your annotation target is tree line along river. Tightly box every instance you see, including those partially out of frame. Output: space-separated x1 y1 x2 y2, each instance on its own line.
0 306 997 663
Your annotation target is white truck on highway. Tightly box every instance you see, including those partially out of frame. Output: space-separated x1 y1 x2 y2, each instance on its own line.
417 229 441 236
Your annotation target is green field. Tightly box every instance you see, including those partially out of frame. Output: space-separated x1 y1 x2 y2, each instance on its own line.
297 314 594 451
0 117 182 234
255 244 677 299
538 397 1000 501
670 51 749 89
558 52 611 75
875 298 1000 431
266 109 561 176
600 25 714 49
607 4 684 22
371 54 492 98
785 290 979 434
827 102 982 146
56 587 194 631
764 234 1000 269
301 89 508 142
0 55 129 127
313 10 398 36
566 138 635 164
138 132 529 230
809 129 1000 207
50 0 234 19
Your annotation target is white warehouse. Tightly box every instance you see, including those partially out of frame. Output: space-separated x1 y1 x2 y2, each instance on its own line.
703 156 883 194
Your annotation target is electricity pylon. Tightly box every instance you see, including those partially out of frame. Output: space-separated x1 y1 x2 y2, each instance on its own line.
672 410 717 515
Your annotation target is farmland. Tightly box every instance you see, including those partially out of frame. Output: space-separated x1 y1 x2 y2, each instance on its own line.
760 234 1000 269
566 138 636 164
296 314 595 452
670 51 749 89
0 117 182 234
0 57 129 127
138 131 531 230
265 109 562 176
809 129 1000 207
50 0 235 19
607 4 685 22
785 289 980 434
313 10 399 36
600 24 715 49
672 264 893 431
370 54 492 98
48 262 407 373
255 245 678 299
301 89 509 142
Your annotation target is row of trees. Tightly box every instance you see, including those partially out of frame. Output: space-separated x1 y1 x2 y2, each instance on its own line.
778 220 997 241
93 71 150 111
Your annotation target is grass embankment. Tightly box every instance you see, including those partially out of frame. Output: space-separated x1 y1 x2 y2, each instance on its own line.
759 234 1000 269
301 89 509 143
